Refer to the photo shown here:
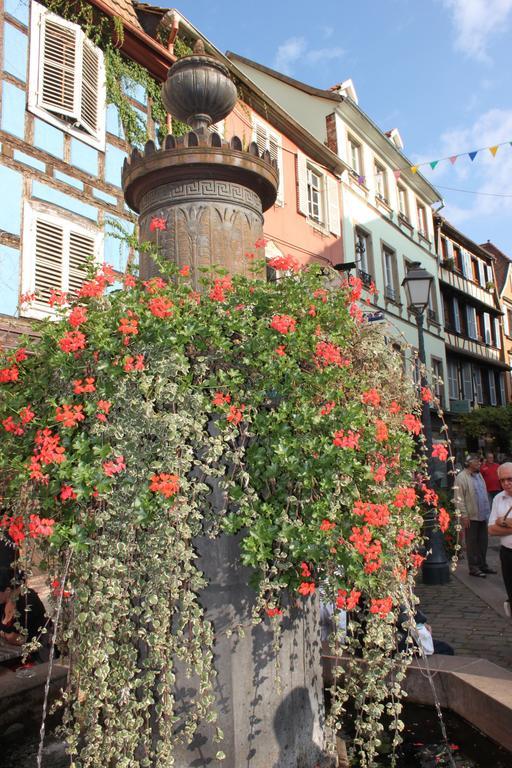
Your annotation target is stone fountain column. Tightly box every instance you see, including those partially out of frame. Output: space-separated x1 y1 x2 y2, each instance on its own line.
122 40 332 768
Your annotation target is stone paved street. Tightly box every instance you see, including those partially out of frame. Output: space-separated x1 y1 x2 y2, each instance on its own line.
415 541 512 671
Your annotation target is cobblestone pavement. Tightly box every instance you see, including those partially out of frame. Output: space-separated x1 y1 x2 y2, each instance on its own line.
415 542 512 671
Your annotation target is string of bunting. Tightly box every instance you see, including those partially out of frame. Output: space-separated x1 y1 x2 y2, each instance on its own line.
354 139 512 186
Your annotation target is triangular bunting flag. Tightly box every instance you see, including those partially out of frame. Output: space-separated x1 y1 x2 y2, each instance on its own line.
393 169 401 180
430 160 439 170
489 146 499 156
410 165 418 174
468 151 478 161
449 156 458 165
357 175 366 185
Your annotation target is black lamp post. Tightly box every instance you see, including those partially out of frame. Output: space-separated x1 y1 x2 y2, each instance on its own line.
402 263 450 585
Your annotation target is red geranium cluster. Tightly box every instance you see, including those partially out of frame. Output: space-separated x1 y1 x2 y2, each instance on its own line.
73 378 96 394
77 264 116 299
0 365 19 383
361 388 381 407
59 331 86 354
68 305 88 328
212 392 231 406
103 455 126 477
393 487 417 509
149 473 180 498
396 528 415 549
336 588 361 611
143 277 167 294
56 404 85 428
438 507 450 532
352 501 390 527
320 401 336 416
148 296 173 318
96 400 111 423
269 314 296 334
118 311 139 345
267 254 300 272
320 519 336 531
375 419 389 442
29 429 66 482
314 341 348 368
333 429 360 449
402 413 422 435
209 276 233 303
349 526 383 574
124 355 145 372
226 404 245 426
432 443 449 461
369 596 393 618
149 216 166 232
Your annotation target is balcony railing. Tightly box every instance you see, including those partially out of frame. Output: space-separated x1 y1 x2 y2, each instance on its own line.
439 265 496 309
427 309 438 323
357 268 372 287
384 285 397 302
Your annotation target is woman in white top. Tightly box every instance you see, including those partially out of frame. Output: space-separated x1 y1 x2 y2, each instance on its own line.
488 462 512 617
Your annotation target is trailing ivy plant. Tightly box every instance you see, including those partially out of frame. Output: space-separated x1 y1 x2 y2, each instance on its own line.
0 239 453 767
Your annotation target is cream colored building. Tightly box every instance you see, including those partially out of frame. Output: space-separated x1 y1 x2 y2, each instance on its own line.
228 54 447 408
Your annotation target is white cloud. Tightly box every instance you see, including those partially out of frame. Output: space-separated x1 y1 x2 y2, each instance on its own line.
273 36 344 75
441 0 512 60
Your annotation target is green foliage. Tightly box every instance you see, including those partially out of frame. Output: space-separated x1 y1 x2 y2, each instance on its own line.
0 243 432 767
105 47 167 147
459 404 512 453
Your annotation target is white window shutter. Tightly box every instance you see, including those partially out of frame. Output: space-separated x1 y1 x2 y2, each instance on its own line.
69 230 95 297
80 37 102 137
269 132 284 205
466 306 477 339
474 369 484 403
486 264 493 284
296 152 308 216
326 176 341 236
462 363 473 400
34 218 65 307
453 297 461 333
499 373 506 405
483 312 491 344
489 370 497 406
445 239 453 259
39 15 79 120
478 260 486 287
461 249 470 278
448 361 458 400
494 317 502 349
504 308 510 337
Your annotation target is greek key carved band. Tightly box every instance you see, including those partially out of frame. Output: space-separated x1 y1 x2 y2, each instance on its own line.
141 180 262 217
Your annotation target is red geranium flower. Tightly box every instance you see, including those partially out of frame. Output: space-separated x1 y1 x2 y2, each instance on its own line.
149 217 167 232
270 314 296 334
297 581 315 596
149 473 180 498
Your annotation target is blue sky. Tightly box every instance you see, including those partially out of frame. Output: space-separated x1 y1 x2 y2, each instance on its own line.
164 0 512 255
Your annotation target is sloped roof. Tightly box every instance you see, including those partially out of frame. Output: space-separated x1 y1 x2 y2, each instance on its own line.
102 0 142 29
481 241 511 294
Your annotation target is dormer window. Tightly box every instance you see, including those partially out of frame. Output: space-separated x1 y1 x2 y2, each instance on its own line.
397 184 409 219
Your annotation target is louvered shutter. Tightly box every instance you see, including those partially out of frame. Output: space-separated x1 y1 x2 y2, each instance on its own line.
68 230 94 297
462 363 473 401
453 297 461 333
255 124 266 154
466 306 477 339
477 260 486 287
504 308 510 337
444 239 453 260
494 317 502 349
296 152 308 216
80 37 101 135
461 249 470 277
39 16 79 120
486 264 493 283
268 132 284 205
447 361 458 400
499 374 506 405
489 371 497 406
326 176 341 236
483 313 492 344
474 369 484 403
34 218 64 306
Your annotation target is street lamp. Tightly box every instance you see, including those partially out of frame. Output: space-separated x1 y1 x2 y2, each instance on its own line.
402 262 450 585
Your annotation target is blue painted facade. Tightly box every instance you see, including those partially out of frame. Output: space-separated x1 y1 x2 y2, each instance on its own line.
0 0 155 330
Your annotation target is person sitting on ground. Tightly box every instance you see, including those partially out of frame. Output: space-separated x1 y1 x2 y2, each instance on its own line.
0 568 49 659
480 451 502 503
397 605 454 656
453 454 497 578
488 462 512 619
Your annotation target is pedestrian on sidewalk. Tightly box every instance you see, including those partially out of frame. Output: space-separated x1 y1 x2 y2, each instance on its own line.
488 462 512 618
453 454 497 578
480 451 502 503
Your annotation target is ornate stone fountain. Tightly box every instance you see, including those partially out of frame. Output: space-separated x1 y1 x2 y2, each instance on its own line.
122 40 278 285
122 41 331 768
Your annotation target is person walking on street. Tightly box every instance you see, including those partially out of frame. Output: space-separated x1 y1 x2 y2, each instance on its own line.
453 454 497 578
480 451 502 503
488 462 512 618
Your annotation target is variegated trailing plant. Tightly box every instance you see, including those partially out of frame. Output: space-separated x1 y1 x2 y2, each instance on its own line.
0 226 454 767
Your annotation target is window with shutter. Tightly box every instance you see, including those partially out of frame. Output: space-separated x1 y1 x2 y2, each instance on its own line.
296 152 308 216
499 373 506 405
504 307 511 337
29 2 105 150
477 260 486 287
21 203 101 319
253 120 284 204
466 305 477 339
483 312 492 344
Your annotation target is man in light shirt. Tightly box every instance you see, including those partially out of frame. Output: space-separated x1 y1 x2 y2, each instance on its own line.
453 454 496 577
488 462 512 618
